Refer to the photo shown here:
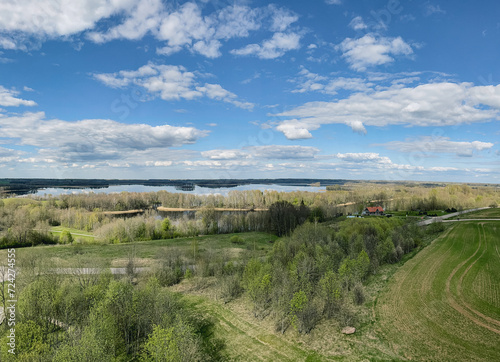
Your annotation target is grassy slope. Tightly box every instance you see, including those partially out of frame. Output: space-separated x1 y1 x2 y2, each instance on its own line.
0 232 277 268
375 221 500 361
449 207 500 219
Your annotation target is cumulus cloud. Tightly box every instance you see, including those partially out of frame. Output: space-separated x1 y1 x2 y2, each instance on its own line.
291 67 373 95
231 32 301 59
0 111 208 163
201 145 319 160
0 146 25 164
269 6 299 32
276 122 314 140
337 34 413 71
87 0 164 43
322 152 426 176
376 136 494 157
274 82 500 137
428 166 458 172
249 145 319 159
201 149 250 160
93 62 253 109
0 1 299 57
0 86 37 107
0 0 138 49
334 152 391 163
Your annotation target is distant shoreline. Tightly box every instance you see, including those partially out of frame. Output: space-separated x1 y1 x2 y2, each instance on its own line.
1 178 496 196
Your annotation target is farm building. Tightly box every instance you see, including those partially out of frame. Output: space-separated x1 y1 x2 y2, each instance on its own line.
363 206 384 215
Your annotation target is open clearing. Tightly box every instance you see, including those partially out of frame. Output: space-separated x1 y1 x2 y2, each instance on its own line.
376 221 500 361
0 232 276 268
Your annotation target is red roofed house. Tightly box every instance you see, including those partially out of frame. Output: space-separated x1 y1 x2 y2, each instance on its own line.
363 206 384 215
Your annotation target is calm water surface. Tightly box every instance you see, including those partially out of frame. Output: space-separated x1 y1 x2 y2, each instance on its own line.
34 184 326 197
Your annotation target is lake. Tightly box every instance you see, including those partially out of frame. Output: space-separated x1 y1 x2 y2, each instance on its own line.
33 183 326 197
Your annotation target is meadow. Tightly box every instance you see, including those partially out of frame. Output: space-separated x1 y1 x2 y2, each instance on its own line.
375 221 500 361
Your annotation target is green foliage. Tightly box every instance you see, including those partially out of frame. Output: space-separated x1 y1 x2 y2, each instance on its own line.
230 235 244 244
353 283 365 305
318 270 342 317
426 221 446 234
1 321 51 360
268 200 309 236
243 259 272 316
289 290 308 330
59 229 74 244
161 217 172 238
141 319 202 362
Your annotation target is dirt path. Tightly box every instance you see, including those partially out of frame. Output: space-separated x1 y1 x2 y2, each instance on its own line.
418 207 491 226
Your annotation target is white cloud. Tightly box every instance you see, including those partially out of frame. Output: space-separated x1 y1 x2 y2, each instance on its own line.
249 145 320 159
0 111 209 163
276 122 314 140
0 1 297 57
201 149 250 160
0 0 137 49
325 0 342 5
349 16 367 31
0 0 130 36
291 67 373 95
334 152 391 163
337 34 413 71
145 160 173 167
201 145 319 160
87 0 163 43
469 84 500 108
347 120 367 135
94 62 253 109
231 32 301 59
428 166 458 172
376 136 494 157
0 86 37 107
92 2 286 58
275 82 500 136
269 6 298 32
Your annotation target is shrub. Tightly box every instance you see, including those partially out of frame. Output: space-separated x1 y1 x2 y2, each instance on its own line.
230 235 244 244
353 283 365 305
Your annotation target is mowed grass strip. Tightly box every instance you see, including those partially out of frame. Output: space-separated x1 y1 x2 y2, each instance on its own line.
376 221 500 361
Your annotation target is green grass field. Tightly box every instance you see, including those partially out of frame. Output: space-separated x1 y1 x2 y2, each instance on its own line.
0 232 277 268
449 207 500 219
375 221 500 361
50 226 96 242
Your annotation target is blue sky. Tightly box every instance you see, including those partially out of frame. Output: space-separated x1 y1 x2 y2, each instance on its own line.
0 0 499 182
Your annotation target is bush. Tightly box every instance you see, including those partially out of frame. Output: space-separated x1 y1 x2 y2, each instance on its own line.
59 230 74 244
426 221 445 234
353 283 365 305
230 235 244 244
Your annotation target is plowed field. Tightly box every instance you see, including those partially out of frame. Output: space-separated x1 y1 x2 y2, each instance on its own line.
376 221 500 361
